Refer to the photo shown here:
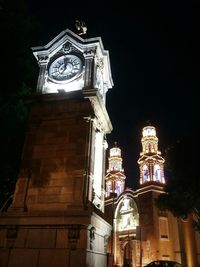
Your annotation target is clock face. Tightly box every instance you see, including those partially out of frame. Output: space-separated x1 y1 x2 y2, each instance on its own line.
48 55 83 82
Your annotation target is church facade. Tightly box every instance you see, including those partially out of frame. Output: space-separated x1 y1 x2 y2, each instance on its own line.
105 126 200 267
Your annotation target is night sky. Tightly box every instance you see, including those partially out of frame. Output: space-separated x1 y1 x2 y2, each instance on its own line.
28 1 199 189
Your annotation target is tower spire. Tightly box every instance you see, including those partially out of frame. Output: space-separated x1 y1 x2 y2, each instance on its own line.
137 125 165 186
105 143 126 197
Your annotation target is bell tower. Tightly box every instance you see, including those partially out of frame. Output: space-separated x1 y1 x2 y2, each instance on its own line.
137 125 165 185
105 142 126 198
0 28 113 267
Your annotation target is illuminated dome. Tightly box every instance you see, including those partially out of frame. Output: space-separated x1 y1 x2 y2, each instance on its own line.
142 126 156 137
110 142 121 157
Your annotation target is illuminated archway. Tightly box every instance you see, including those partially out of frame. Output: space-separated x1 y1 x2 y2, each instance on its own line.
113 194 139 267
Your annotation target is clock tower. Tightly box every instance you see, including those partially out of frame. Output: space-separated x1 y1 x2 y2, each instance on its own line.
0 28 113 267
32 28 112 103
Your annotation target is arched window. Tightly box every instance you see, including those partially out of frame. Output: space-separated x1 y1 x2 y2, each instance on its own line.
106 181 112 197
115 197 139 231
115 180 122 196
143 165 149 181
154 164 161 181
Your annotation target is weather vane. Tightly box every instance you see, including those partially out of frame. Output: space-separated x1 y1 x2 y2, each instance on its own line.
146 120 152 126
75 20 87 36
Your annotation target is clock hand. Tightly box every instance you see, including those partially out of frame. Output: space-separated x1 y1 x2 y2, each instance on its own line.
64 57 67 69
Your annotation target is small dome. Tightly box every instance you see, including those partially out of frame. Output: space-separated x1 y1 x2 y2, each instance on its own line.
142 126 156 137
110 142 121 157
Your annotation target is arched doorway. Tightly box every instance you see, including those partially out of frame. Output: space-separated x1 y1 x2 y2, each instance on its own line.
123 240 132 267
114 194 139 267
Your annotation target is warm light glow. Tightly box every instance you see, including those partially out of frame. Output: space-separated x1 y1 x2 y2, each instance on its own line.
116 196 139 231
153 164 161 182
138 125 165 185
110 147 121 157
143 126 156 137
143 165 149 181
106 181 112 197
115 180 122 195
105 143 126 197
110 159 122 171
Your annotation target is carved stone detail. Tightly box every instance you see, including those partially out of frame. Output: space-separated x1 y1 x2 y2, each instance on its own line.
62 42 79 54
92 193 103 210
37 55 49 64
96 56 104 69
89 226 96 250
68 225 81 250
83 48 96 58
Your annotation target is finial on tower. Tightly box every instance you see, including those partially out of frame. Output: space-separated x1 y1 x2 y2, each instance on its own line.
75 20 87 36
146 120 152 126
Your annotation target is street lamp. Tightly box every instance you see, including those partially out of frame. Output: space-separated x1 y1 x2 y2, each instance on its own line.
136 225 143 267
110 192 117 266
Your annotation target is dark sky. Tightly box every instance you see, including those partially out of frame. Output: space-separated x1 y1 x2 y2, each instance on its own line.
29 1 199 189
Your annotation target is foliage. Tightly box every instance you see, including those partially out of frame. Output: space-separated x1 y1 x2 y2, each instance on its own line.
155 129 200 231
0 88 30 208
0 0 38 208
